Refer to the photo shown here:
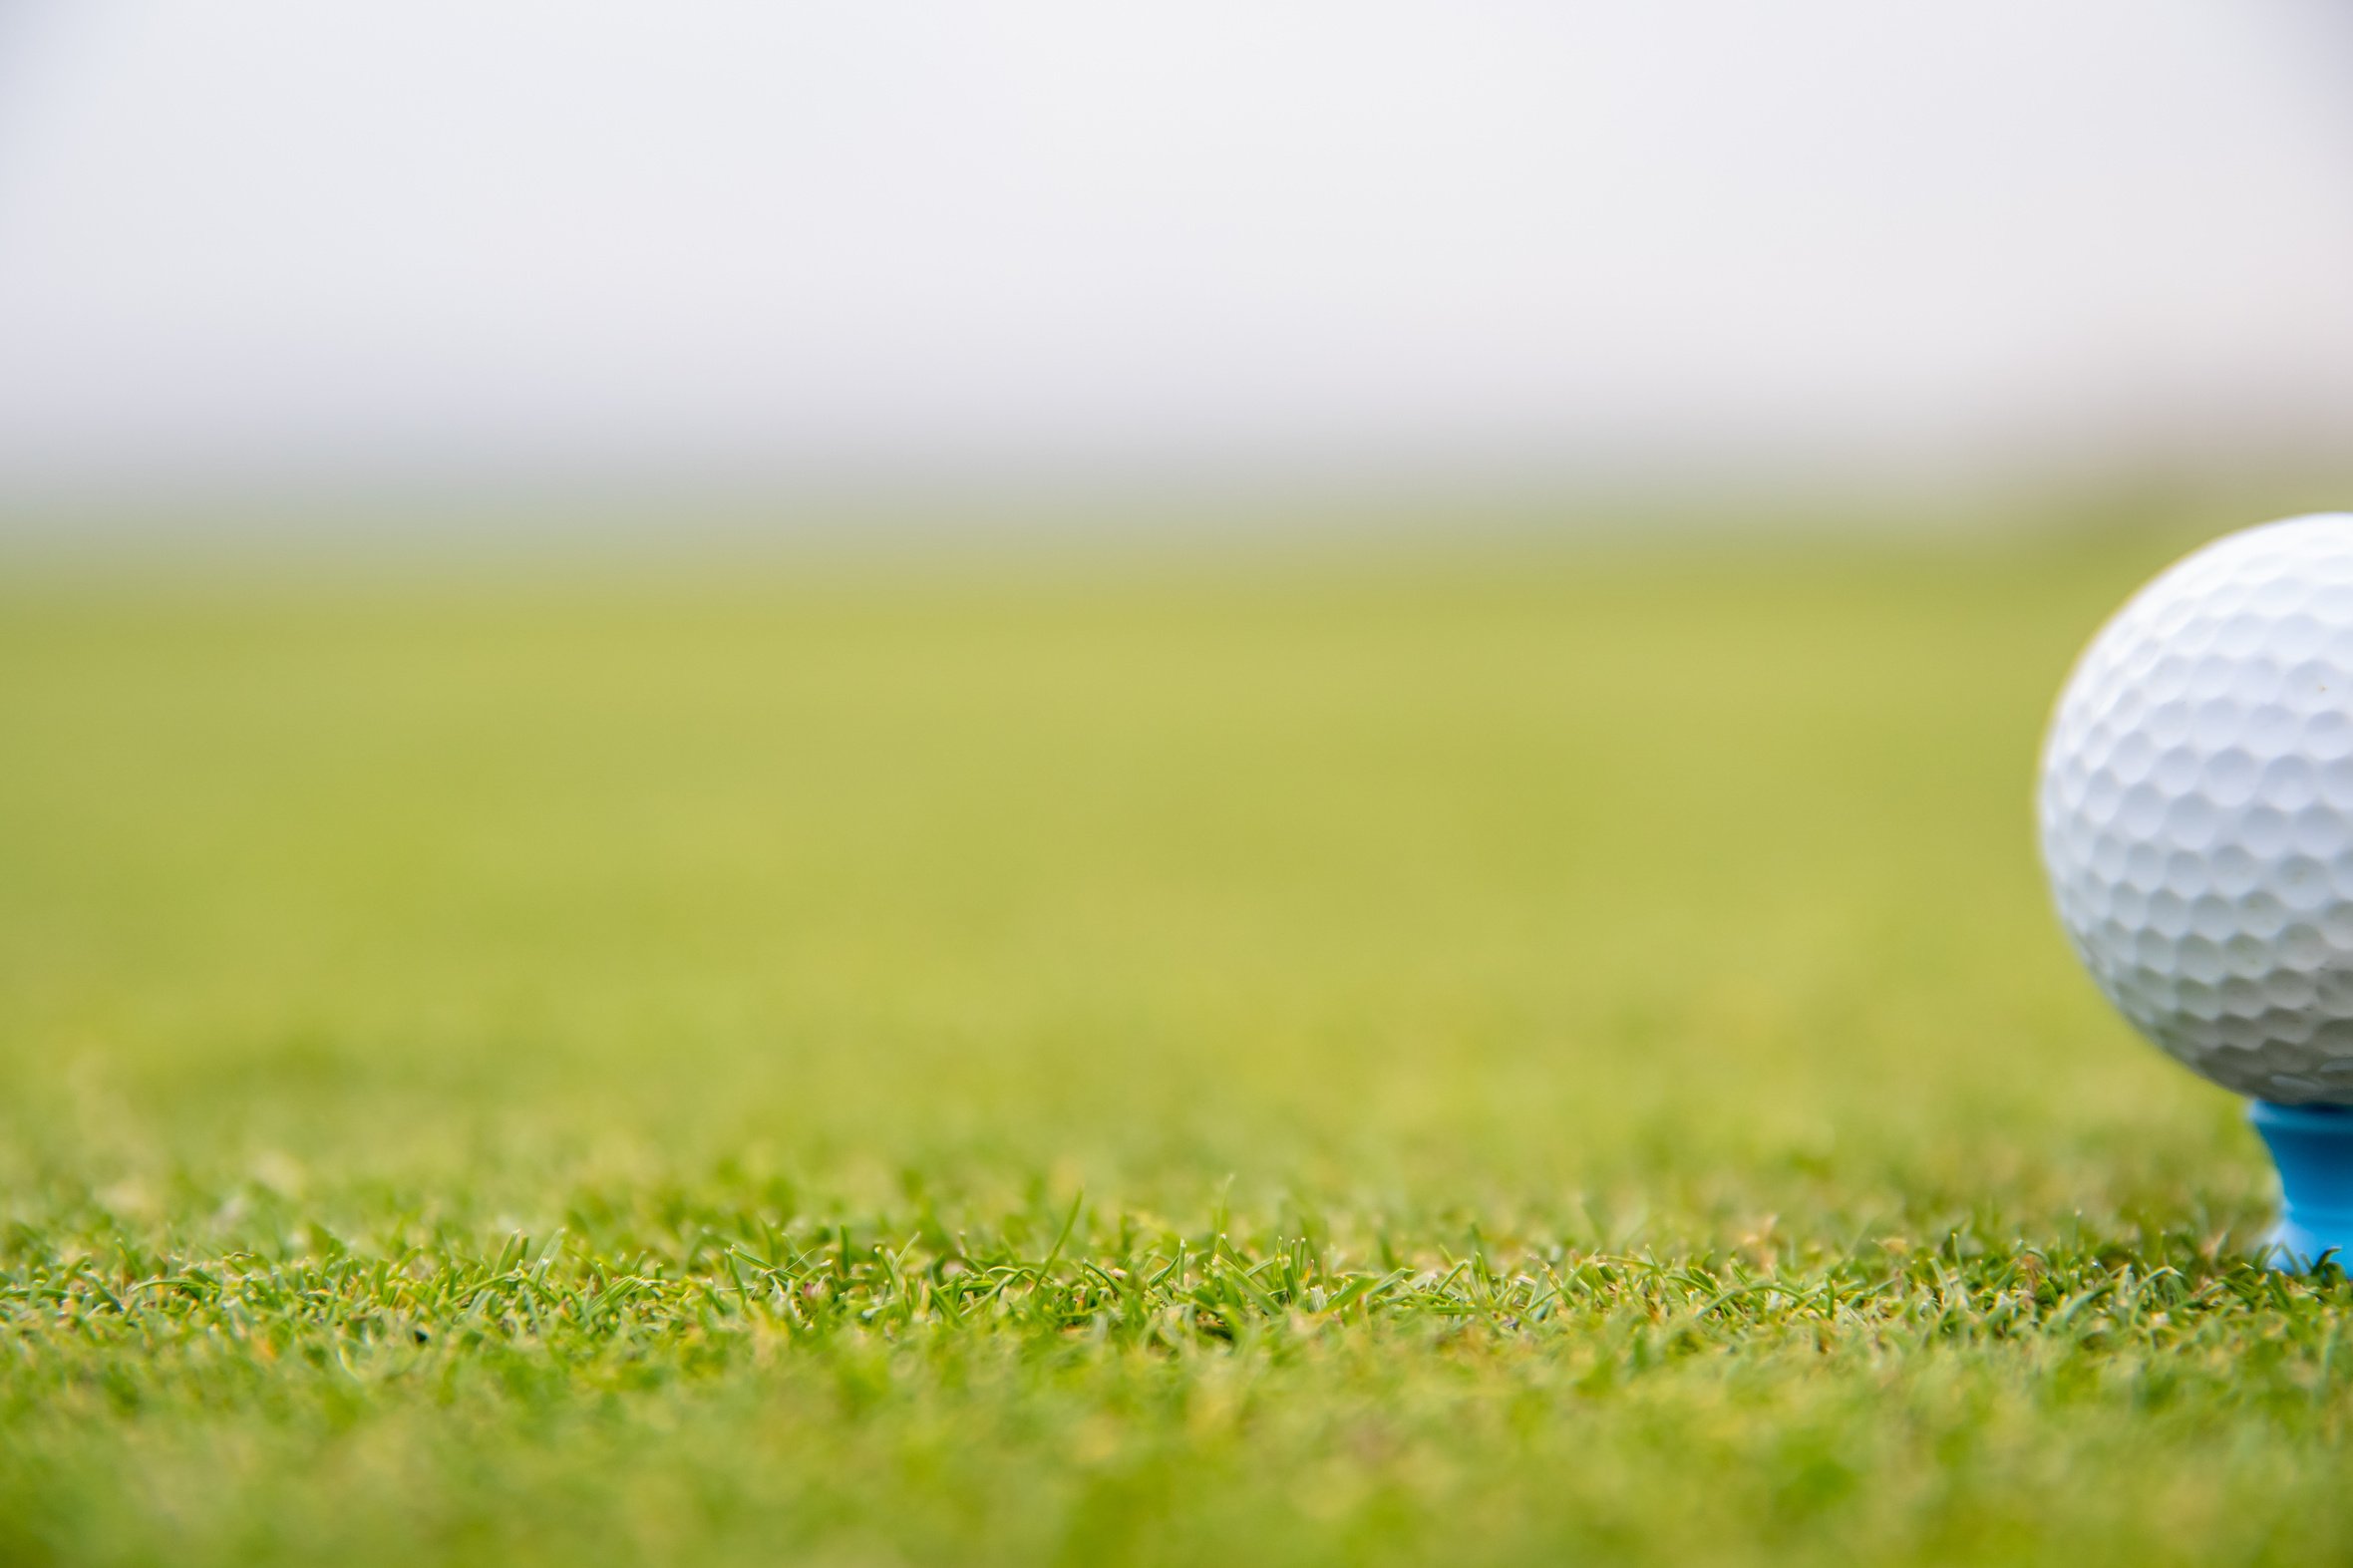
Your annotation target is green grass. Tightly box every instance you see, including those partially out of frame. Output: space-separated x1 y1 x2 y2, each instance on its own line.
0 527 2344 1567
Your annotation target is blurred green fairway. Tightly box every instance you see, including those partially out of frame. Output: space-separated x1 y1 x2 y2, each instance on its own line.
0 528 2346 1566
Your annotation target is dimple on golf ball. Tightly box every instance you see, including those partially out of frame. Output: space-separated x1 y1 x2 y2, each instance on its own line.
2039 513 2353 1103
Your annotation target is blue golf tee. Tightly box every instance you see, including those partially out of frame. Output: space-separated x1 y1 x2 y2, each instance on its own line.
2247 1100 2353 1272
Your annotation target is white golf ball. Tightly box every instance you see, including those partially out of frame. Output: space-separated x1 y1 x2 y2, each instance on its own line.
2039 513 2353 1102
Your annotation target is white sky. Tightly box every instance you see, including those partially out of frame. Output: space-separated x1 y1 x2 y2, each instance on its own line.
1 1 2350 501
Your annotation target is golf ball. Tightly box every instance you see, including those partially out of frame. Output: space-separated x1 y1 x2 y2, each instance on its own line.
2039 513 2353 1102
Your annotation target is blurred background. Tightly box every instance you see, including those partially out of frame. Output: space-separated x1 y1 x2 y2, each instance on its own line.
0 1 2351 1214
1 0 2350 537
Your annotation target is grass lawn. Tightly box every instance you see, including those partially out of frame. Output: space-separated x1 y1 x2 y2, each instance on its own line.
0 524 2344 1566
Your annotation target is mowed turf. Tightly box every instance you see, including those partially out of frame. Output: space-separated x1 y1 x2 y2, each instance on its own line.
0 528 2343 1567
